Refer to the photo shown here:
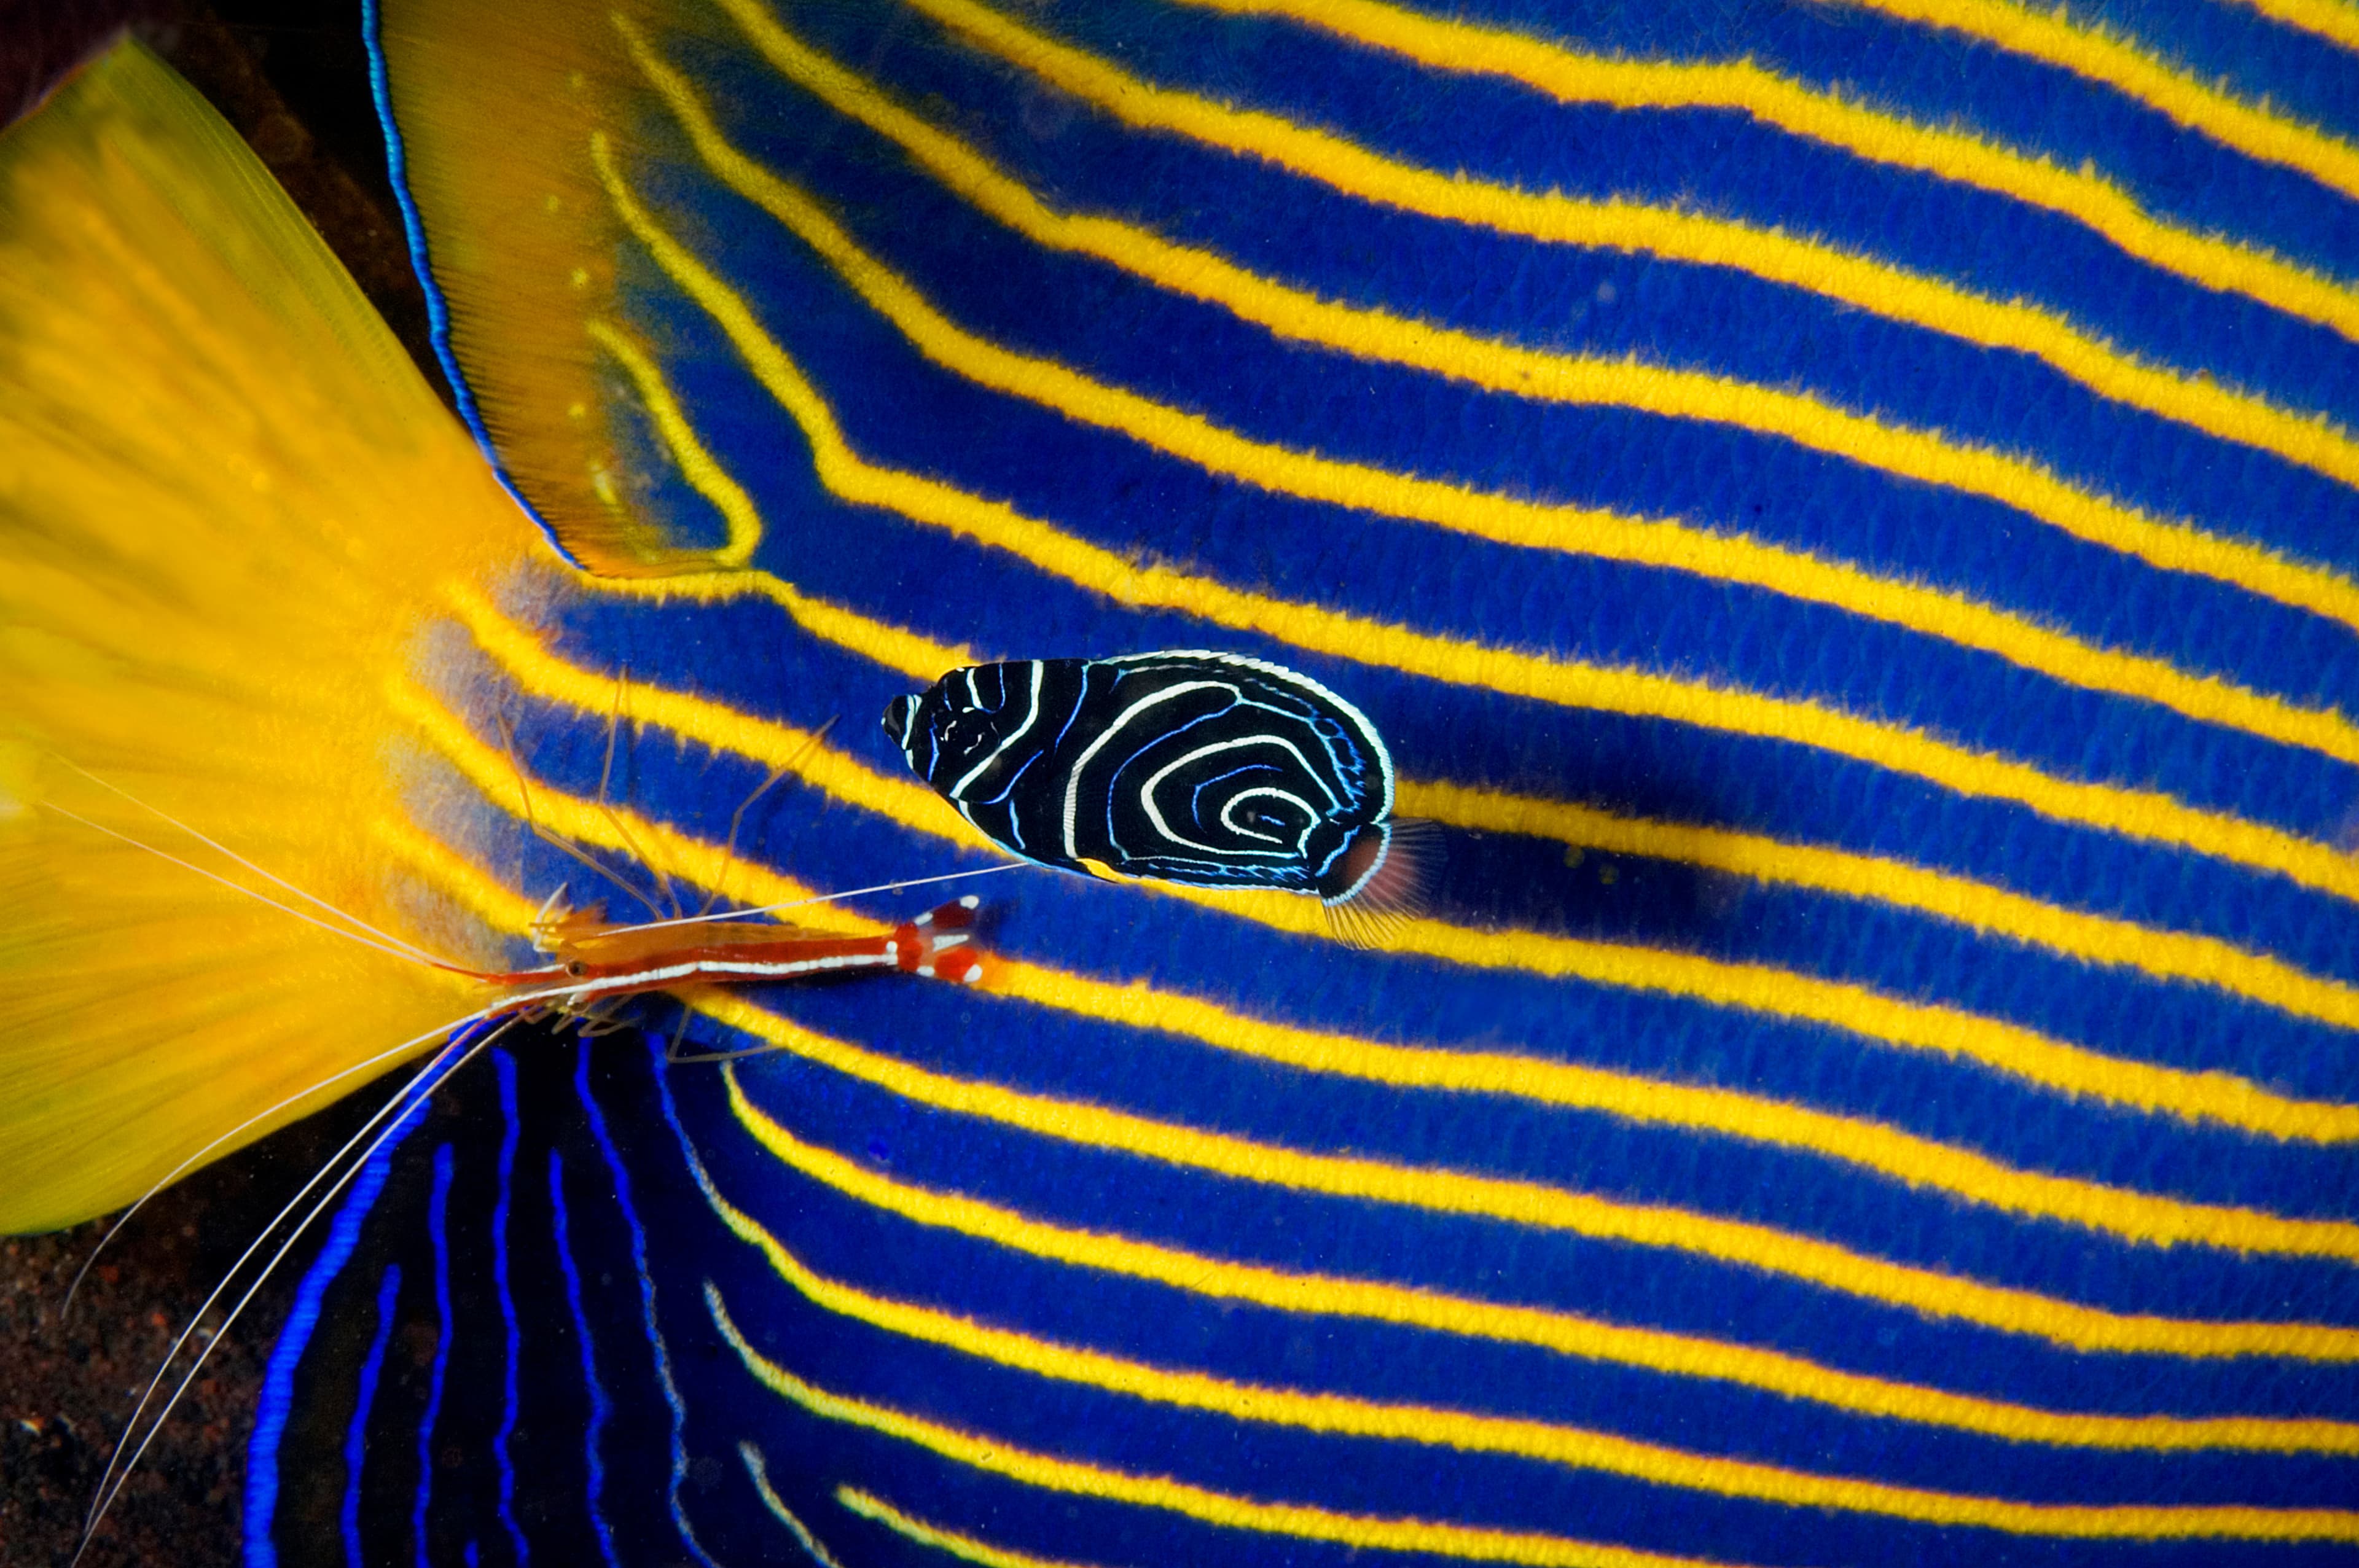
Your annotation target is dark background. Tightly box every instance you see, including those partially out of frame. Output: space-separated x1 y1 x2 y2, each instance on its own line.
1 6 448 1562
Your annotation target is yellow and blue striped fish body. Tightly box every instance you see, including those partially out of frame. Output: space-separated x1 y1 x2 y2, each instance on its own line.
17 0 2346 1561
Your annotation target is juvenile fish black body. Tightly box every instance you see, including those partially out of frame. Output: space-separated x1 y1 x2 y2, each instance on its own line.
885 651 1406 908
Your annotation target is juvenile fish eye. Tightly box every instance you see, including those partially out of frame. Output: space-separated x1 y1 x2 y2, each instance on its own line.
885 650 1425 935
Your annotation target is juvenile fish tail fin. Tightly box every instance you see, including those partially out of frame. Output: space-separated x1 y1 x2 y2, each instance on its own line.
0 41 539 1233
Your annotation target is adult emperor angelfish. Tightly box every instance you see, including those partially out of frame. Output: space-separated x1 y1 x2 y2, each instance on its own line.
883 652 1423 923
7 1 2359 1566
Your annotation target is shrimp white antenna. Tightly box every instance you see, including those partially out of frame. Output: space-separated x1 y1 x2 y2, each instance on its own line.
700 714 837 919
40 802 448 973
63 1015 491 1317
60 762 450 965
41 798 454 975
57 759 1012 1547
76 1016 522 1564
603 860 1025 940
496 706 682 925
78 967 603 1518
79 1012 501 1540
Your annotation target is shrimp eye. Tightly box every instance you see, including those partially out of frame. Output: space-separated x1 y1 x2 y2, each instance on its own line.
565 961 589 978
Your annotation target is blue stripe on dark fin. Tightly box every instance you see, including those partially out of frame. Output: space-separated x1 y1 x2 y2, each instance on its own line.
343 1265 404 1568
256 1025 745 1566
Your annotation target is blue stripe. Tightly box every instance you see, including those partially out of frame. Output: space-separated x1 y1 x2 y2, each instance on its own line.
574 1039 721 1568
709 9 2359 502
1086 0 2359 286
353 6 2359 1559
713 1034 2359 1418
703 1140 2330 1510
480 628 2359 1180
412 1140 456 1568
2054 0 2359 144
522 568 2359 985
548 1142 623 1568
626 87 2359 734
490 1048 528 1566
342 1265 405 1568
244 1072 436 1568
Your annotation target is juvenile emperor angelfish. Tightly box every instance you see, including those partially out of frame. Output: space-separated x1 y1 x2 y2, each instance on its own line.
884 651 1424 925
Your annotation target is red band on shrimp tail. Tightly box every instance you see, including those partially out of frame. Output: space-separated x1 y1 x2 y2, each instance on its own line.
895 896 986 985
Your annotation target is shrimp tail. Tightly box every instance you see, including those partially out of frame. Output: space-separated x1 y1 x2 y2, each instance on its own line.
0 41 537 1232
894 896 987 986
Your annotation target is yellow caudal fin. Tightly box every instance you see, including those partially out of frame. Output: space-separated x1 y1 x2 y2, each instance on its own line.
0 41 546 1233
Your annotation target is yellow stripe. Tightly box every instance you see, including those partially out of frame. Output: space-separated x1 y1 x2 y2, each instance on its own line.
375 676 2359 1352
705 1172 2359 1537
542 549 2359 1051
1846 0 2359 201
434 583 995 857
378 676 2359 1358
721 1091 2359 1455
445 590 2359 1155
547 563 965 682
386 631 2359 1414
1161 0 2359 343
385 673 954 926
706 0 2359 768
372 812 559 943
1402 779 2359 1042
2232 0 2359 52
1144 880 2359 1150
583 318 760 566
545 521 2359 1048
440 585 2359 1142
587 130 2359 910
707 1288 1766 1568
640 20 2359 728
415 817 2242 1458
534 507 2359 1050
836 1489 1106 1568
399 638 2359 1301
775 0 2359 526
994 958 2359 1228
743 0 2359 517
695 989 2359 1358
401 649 2359 1295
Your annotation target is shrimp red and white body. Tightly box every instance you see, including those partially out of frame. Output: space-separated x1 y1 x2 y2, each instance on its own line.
493 890 987 1010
